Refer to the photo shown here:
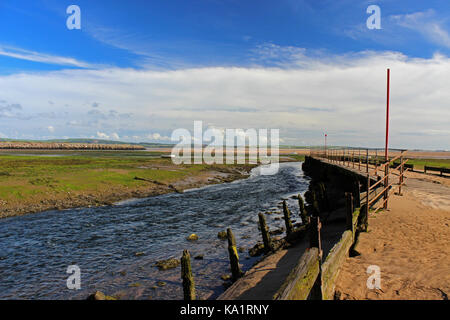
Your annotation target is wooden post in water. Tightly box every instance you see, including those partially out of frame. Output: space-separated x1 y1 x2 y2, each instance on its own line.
298 194 308 225
258 213 273 252
282 200 293 236
181 250 196 300
227 228 242 281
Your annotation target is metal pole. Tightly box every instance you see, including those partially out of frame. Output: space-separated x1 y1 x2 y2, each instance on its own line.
384 68 390 209
385 68 390 161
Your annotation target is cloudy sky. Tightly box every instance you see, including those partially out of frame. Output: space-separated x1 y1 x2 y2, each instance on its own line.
0 0 449 149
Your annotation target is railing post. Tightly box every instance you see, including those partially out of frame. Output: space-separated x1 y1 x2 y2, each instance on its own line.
375 149 378 175
366 149 369 173
352 151 355 168
399 153 403 196
384 164 389 209
181 250 196 300
366 174 370 213
358 149 361 170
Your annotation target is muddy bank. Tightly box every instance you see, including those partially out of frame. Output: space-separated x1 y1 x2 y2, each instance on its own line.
0 165 254 219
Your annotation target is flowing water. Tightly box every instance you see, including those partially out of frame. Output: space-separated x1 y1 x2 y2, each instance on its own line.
0 162 310 300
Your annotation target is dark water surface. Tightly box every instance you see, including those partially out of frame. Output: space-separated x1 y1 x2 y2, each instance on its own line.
0 162 309 300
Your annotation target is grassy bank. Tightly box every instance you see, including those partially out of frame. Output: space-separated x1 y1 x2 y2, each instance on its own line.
405 158 450 170
0 151 255 218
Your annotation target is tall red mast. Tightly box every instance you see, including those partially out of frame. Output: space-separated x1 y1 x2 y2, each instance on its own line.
385 69 390 161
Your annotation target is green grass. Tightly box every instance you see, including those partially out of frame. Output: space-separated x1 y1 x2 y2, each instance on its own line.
285 154 306 162
0 153 212 202
405 158 450 170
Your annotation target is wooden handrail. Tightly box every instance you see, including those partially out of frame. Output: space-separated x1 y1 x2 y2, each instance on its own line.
368 177 384 191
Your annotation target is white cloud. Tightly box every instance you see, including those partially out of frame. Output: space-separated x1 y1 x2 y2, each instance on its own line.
391 10 450 48
111 132 120 140
47 126 55 133
0 49 449 149
96 131 109 139
147 133 171 141
0 45 97 68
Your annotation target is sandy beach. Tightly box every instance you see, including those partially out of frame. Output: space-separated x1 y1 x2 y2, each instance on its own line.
334 170 450 300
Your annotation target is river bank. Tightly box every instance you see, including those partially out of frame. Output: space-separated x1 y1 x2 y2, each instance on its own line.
0 158 255 218
0 162 309 299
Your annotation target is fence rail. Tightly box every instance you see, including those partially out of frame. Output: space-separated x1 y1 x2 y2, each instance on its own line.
310 148 408 213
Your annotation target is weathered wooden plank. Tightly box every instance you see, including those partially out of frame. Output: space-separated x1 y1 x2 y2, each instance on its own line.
321 231 353 300
273 248 320 300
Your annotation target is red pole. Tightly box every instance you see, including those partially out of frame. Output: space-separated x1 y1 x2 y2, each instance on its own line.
385 68 390 161
384 68 390 209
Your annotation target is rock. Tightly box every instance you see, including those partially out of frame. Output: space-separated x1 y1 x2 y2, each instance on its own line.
87 291 116 300
157 281 166 287
270 227 285 236
186 234 199 241
221 274 231 281
241 235 251 239
217 231 227 240
249 243 265 257
129 282 141 287
155 258 180 270
135 252 145 257
194 254 204 260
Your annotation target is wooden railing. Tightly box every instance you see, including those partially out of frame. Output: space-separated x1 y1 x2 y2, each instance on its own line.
310 148 409 213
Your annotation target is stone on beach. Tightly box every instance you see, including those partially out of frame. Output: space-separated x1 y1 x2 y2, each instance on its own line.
155 258 180 270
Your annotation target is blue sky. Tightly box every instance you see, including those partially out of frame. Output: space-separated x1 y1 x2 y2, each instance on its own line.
1 0 450 149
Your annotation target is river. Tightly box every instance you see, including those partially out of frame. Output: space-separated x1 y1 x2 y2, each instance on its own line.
0 162 310 300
